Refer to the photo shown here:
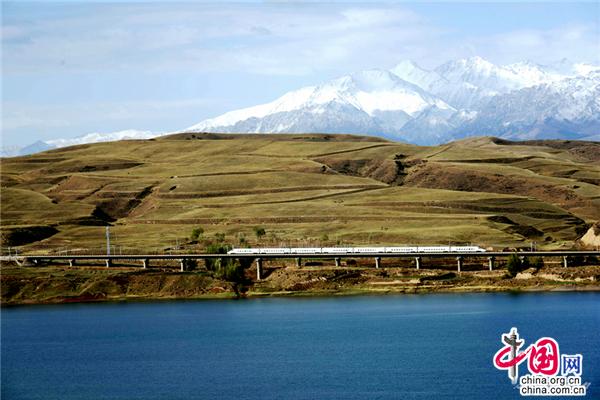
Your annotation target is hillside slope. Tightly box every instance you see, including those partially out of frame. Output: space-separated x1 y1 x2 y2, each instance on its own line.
1 133 599 253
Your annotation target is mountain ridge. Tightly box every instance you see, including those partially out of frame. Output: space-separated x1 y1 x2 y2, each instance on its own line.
186 56 599 145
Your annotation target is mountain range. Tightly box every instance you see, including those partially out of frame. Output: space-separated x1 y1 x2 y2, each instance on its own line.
9 56 599 155
187 56 600 145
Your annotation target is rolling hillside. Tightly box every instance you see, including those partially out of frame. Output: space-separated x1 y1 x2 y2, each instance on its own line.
1 133 599 254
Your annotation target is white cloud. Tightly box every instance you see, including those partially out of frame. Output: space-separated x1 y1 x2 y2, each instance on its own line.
1 4 433 75
470 24 600 66
3 3 597 77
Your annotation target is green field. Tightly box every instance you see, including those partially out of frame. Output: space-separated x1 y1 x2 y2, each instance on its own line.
1 133 599 253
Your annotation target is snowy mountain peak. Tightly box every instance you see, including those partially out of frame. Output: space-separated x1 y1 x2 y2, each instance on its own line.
574 63 600 76
459 56 496 70
187 68 453 133
503 61 565 87
46 129 156 148
186 56 598 145
390 60 429 76
9 129 165 156
389 60 443 91
345 69 404 89
436 56 497 77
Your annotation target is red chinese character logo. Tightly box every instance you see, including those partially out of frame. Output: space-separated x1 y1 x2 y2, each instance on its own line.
528 338 559 375
493 328 561 383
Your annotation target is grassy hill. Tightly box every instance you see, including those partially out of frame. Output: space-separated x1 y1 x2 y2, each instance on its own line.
1 133 599 254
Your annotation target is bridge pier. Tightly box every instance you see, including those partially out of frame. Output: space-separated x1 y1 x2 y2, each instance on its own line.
415 257 421 270
456 256 463 273
296 257 302 268
488 256 495 271
105 259 112 268
256 258 263 280
180 259 186 272
69 259 75 267
142 259 150 269
375 257 381 269
563 256 568 268
335 258 341 267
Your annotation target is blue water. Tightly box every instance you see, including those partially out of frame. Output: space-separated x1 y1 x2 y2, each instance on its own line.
2 293 599 399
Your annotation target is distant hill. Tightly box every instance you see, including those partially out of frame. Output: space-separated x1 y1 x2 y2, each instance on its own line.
1 133 599 253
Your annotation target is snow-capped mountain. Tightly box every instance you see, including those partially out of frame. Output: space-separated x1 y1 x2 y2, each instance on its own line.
46 129 157 148
18 140 55 156
13 130 162 156
452 70 600 140
188 56 599 144
13 56 599 156
390 57 568 110
188 69 455 143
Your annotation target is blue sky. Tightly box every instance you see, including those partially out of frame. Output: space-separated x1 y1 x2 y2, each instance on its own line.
2 1 599 149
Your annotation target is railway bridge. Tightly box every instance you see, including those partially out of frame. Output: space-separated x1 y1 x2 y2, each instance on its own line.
3 250 599 280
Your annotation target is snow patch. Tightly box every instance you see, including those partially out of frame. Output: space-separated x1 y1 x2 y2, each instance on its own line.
46 129 159 148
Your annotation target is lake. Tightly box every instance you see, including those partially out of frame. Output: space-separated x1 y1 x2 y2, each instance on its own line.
2 293 599 399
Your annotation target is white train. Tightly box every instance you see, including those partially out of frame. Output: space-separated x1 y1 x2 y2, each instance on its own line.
227 246 486 255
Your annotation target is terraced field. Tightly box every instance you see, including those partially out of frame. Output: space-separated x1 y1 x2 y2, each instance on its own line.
1 133 598 253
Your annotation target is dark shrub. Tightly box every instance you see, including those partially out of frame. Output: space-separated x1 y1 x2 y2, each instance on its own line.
190 227 204 241
506 254 524 277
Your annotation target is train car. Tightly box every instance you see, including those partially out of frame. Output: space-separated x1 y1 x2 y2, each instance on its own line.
353 247 386 253
450 246 486 252
290 247 322 254
258 248 291 254
384 247 418 253
417 246 451 253
321 247 354 254
227 248 259 255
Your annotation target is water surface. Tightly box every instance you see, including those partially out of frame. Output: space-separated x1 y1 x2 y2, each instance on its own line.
2 293 599 399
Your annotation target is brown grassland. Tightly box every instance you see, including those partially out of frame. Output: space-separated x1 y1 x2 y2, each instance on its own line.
1 133 598 253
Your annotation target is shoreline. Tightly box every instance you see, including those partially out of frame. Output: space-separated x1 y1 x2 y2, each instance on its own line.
2 263 599 306
3 280 599 307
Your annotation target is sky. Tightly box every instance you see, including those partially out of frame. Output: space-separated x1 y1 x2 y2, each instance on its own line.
2 1 599 149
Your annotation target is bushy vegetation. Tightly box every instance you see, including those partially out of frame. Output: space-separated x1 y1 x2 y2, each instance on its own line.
182 258 198 271
569 255 591 267
506 254 540 277
204 243 231 270
204 243 251 297
585 255 598 265
506 254 524 277
190 227 204 241
520 256 530 270
253 227 266 240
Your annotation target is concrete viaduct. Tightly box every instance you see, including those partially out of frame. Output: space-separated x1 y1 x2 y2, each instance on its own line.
3 250 599 280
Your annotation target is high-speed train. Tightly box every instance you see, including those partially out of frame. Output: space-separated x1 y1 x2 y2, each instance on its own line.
227 246 486 255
